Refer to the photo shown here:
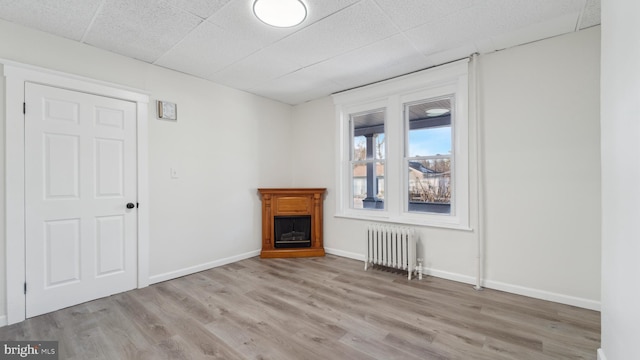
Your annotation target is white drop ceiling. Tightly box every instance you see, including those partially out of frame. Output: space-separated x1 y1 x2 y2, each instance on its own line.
0 0 600 105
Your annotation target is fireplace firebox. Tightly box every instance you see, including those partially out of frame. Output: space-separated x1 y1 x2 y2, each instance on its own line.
258 188 326 258
274 215 311 248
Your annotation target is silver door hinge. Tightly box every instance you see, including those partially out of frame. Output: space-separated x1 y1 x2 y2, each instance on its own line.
23 102 26 114
24 282 27 294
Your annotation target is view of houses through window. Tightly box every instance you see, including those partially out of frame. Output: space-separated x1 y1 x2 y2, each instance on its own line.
406 96 453 214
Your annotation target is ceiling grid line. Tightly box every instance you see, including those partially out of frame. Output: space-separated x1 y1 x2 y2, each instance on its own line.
205 1 371 79
369 0 431 65
80 0 106 43
574 0 588 31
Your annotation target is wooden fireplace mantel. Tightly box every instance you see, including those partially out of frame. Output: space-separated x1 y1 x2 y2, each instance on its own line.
258 188 326 258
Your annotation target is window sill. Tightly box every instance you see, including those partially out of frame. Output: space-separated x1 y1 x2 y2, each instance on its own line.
334 212 473 231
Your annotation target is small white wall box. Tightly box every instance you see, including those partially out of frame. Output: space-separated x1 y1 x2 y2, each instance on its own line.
157 100 177 120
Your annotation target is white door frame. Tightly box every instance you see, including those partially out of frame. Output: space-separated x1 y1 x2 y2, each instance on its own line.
2 60 150 325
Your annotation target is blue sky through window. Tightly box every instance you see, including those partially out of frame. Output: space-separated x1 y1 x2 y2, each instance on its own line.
409 126 451 157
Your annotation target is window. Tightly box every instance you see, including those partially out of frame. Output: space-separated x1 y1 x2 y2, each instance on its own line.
334 60 470 229
405 96 453 214
350 109 385 210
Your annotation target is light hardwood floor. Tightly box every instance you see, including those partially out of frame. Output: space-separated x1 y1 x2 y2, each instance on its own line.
0 255 600 359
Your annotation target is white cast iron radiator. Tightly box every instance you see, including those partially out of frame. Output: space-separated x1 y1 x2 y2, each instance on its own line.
365 224 422 280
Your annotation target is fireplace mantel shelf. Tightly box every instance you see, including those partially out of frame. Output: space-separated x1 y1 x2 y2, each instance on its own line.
258 188 326 258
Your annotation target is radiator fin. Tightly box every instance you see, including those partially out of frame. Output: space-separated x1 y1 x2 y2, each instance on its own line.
365 224 418 280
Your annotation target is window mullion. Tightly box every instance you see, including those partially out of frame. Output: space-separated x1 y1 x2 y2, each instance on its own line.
379 95 398 215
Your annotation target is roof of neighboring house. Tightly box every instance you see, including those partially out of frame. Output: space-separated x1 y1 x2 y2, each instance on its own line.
408 161 451 177
408 161 438 174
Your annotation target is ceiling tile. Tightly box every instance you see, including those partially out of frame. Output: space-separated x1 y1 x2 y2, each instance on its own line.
480 0 584 30
208 47 302 91
305 35 433 88
579 0 601 29
155 21 265 79
83 0 202 63
425 44 478 66
404 11 495 55
474 38 497 54
264 0 400 69
248 68 344 105
373 0 475 31
298 0 363 24
205 0 298 47
0 0 103 41
489 13 579 51
207 0 361 46
405 0 585 56
164 0 233 19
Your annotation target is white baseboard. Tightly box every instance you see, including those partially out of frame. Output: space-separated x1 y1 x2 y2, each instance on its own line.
325 247 365 261
422 268 600 311
597 348 607 360
420 267 600 311
422 268 477 285
148 249 261 285
0 315 7 327
326 251 600 311
482 279 601 311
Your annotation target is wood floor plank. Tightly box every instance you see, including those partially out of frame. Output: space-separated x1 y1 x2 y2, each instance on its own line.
135 285 245 360
0 255 600 359
205 315 297 360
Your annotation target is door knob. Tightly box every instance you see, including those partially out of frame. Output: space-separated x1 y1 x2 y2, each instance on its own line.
126 203 135 209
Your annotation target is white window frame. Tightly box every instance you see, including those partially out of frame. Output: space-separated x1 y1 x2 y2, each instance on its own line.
334 59 470 230
347 103 388 212
403 94 455 215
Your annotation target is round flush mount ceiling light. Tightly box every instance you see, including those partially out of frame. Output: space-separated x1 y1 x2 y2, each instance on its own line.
426 108 450 117
253 0 307 28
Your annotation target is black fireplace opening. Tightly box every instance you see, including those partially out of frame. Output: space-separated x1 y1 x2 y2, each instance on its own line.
274 215 312 248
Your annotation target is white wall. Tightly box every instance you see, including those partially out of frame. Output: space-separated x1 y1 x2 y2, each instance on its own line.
481 27 601 305
600 0 640 358
0 19 293 320
292 27 601 309
145 70 293 278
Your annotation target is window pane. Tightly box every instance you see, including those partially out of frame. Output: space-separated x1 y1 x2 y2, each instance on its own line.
353 134 385 160
408 159 451 213
406 97 452 157
351 110 385 160
408 127 450 157
350 109 385 210
406 96 453 214
352 161 384 209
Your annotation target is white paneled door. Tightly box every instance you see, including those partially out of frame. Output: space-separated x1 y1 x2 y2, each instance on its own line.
24 83 137 318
